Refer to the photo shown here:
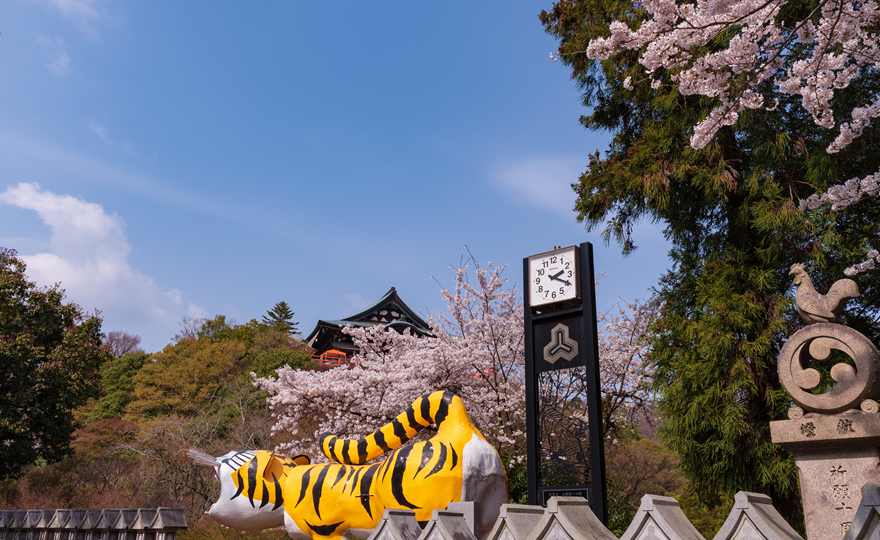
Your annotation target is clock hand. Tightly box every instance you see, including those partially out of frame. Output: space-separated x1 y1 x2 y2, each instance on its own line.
547 270 573 288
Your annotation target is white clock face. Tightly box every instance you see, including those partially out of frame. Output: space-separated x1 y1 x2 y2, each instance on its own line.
529 246 579 308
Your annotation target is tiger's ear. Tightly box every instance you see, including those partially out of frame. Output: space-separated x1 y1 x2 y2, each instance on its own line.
292 454 310 466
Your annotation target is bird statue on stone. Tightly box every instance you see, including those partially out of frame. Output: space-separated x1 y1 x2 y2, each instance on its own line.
789 263 860 324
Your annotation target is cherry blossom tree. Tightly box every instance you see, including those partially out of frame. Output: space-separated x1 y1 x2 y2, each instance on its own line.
584 0 880 150
579 0 880 274
255 258 526 461
597 299 655 436
255 257 654 468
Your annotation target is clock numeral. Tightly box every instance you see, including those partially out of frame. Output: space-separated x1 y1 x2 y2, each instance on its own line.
565 262 570 269
551 291 557 299
538 285 543 293
537 269 544 276
542 261 549 268
568 271 572 277
550 256 557 263
534 278 541 284
559 287 564 294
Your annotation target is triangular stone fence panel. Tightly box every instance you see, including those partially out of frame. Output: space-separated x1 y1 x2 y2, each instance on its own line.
843 482 880 540
48 511 70 530
418 510 477 540
13 510 28 528
94 510 120 530
148 510 185 531
131 511 155 531
712 492 802 540
524 497 616 540
485 504 545 540
116 511 137 531
366 509 422 540
36 511 55 529
80 512 102 531
446 502 482 539
620 495 705 540
65 512 86 530
26 511 43 528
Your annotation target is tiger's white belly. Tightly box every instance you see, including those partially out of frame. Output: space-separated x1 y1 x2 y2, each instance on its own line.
460 434 508 539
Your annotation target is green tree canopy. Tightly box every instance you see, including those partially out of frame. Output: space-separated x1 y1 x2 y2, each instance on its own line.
88 352 149 422
540 0 880 527
126 338 248 418
0 247 110 479
262 301 299 335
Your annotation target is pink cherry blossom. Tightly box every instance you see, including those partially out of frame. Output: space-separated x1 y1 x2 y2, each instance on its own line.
583 0 880 274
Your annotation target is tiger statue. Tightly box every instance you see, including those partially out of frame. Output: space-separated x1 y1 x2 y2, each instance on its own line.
191 391 508 540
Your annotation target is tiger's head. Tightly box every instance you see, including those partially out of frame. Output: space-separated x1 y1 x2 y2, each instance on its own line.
188 449 310 530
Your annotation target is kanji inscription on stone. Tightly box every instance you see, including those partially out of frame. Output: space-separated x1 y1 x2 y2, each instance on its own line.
832 484 853 513
800 422 816 437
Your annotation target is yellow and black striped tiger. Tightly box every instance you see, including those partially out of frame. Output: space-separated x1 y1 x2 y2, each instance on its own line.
193 391 507 540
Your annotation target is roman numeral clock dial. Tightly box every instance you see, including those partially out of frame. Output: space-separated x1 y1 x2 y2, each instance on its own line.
528 245 581 309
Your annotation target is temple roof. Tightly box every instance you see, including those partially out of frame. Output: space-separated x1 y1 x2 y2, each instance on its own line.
306 287 431 353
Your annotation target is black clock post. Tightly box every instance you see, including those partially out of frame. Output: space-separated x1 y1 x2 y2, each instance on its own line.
523 241 607 523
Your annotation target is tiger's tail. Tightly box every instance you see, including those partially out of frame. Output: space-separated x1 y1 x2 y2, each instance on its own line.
319 390 462 465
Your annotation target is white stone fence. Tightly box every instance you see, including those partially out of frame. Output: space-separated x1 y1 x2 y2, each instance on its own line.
0 508 186 540
361 487 880 540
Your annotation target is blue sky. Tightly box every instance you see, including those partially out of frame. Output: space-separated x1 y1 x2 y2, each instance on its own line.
0 0 670 352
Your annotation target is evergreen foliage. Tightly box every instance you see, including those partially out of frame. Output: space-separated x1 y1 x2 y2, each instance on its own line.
88 352 149 422
540 0 880 527
0 247 111 480
262 300 299 335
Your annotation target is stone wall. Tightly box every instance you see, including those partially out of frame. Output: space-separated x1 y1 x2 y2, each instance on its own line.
0 508 186 540
354 493 808 540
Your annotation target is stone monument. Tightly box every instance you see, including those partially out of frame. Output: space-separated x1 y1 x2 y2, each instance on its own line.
770 264 877 539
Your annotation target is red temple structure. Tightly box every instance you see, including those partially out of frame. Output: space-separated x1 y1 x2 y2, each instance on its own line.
305 287 432 368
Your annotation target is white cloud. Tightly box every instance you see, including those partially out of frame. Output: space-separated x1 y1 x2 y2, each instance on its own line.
84 120 145 159
0 182 195 350
45 0 100 19
187 303 208 319
491 157 585 215
166 288 182 305
87 119 111 143
31 0 103 36
47 52 70 75
38 36 70 76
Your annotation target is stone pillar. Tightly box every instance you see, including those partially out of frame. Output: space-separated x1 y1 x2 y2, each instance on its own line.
770 318 880 540
771 411 880 539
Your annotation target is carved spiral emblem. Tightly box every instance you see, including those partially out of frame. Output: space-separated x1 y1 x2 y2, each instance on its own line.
778 323 880 413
